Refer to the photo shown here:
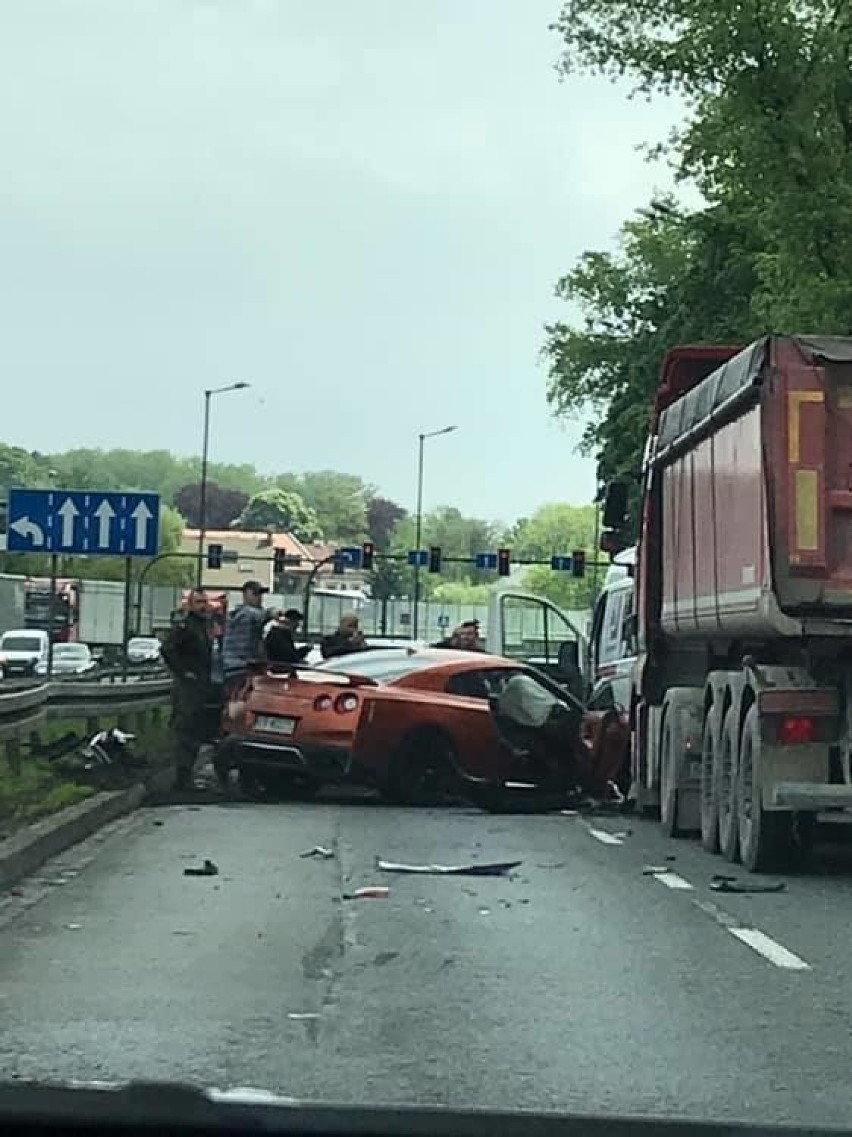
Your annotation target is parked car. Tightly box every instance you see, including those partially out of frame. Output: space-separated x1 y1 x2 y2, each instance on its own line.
218 647 628 803
0 629 50 679
126 636 162 666
36 642 97 678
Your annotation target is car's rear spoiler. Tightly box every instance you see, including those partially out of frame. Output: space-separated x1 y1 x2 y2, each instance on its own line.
247 661 379 687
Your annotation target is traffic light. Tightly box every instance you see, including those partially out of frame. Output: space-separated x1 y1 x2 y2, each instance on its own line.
273 548 286 575
332 551 345 575
207 543 222 570
497 548 511 577
429 546 442 574
361 541 375 571
572 550 586 578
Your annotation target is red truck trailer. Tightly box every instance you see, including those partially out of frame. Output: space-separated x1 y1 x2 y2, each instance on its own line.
600 335 852 871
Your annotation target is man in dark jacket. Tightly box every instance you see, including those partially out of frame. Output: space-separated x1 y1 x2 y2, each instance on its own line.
265 609 311 664
433 619 485 651
161 588 213 791
321 612 366 660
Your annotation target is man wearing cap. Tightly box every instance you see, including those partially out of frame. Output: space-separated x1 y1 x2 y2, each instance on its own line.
433 620 485 651
265 608 311 665
221 580 270 698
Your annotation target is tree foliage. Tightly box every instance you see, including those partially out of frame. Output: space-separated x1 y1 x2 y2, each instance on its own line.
512 503 599 609
235 489 323 541
546 0 852 488
366 495 408 551
173 482 249 529
276 470 369 542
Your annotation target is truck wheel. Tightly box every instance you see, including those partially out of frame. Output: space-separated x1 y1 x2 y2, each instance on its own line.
700 710 720 853
660 718 685 838
718 706 740 863
737 704 796 873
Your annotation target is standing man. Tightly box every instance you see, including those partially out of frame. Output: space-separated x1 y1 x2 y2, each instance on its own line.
320 612 366 660
221 580 269 697
160 588 213 792
265 608 311 665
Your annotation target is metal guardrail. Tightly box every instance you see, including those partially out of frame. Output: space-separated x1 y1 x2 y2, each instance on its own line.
0 674 173 742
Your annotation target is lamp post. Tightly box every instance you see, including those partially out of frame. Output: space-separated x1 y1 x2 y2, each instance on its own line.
197 382 250 587
412 425 457 639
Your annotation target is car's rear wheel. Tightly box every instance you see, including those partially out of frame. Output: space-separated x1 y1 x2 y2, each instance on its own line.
238 766 319 802
385 731 457 807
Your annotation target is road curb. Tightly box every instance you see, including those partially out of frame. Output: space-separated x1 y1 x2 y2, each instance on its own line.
0 766 174 893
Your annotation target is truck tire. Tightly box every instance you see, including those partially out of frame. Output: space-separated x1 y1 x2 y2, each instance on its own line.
660 718 686 838
700 708 720 853
737 704 795 873
718 706 740 864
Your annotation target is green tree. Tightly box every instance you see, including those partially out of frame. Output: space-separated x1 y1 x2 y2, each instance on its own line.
276 470 368 542
236 489 323 541
543 197 762 502
512 502 599 609
391 508 502 596
547 0 852 489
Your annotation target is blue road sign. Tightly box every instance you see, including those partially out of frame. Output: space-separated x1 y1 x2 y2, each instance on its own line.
6 488 160 557
437 614 450 628
550 554 574 571
407 549 429 567
338 545 363 569
475 552 498 570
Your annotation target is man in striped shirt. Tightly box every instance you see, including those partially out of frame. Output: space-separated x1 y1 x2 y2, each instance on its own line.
222 580 269 697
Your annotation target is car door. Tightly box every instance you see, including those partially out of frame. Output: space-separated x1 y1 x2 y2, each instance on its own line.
486 592 586 694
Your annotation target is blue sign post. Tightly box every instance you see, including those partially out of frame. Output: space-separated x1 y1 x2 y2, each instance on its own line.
338 546 363 569
474 552 498 570
550 554 574 572
407 549 429 567
7 489 160 557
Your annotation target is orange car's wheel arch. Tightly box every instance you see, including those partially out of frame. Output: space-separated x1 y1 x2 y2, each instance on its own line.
383 726 460 807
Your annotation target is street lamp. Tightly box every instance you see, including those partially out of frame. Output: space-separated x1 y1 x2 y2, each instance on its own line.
197 382 251 587
413 425 457 639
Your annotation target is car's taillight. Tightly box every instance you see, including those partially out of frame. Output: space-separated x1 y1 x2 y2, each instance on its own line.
226 700 247 722
334 692 359 714
779 715 816 745
314 694 333 712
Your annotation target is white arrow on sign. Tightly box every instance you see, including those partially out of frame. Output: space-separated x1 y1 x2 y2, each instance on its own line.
57 497 79 547
130 500 154 550
10 515 45 547
93 499 116 549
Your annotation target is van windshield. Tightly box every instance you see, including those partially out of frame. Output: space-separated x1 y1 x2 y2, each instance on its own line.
1 636 43 653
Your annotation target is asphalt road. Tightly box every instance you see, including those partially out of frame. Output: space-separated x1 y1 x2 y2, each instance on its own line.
2 795 852 1127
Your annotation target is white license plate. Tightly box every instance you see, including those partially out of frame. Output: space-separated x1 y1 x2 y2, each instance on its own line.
254 714 296 735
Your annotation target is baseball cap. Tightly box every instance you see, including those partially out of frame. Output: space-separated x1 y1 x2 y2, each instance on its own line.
283 608 303 621
242 580 268 594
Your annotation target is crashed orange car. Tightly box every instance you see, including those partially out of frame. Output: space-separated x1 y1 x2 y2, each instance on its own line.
217 647 628 804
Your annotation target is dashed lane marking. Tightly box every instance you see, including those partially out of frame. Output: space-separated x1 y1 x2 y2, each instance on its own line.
693 897 811 971
649 870 694 891
587 827 624 846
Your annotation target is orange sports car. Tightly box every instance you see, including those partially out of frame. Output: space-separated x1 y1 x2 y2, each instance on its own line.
217 647 627 804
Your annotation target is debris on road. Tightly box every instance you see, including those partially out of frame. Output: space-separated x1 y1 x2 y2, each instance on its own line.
66 923 82 931
184 859 219 877
287 1012 319 1021
709 875 786 894
300 846 334 859
643 865 671 875
342 886 389 900
376 858 521 877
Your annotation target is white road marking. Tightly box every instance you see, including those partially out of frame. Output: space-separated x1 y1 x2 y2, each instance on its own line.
651 871 694 891
729 927 811 971
587 828 623 846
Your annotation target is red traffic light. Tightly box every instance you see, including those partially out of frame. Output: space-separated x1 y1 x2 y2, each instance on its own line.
361 542 375 571
497 548 511 577
571 550 586 578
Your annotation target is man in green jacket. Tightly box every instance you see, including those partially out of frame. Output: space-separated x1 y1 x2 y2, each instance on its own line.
161 588 213 791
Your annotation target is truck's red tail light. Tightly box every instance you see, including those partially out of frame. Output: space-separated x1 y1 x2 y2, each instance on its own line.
334 692 359 714
779 716 816 745
314 694 333 712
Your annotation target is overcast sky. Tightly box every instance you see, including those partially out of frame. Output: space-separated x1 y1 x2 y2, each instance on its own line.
0 1 684 524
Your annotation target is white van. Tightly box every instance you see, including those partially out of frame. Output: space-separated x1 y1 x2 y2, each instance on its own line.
587 546 637 712
0 628 50 679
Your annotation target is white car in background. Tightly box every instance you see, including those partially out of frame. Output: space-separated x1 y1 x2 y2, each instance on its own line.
36 642 97 678
126 636 162 665
302 637 427 667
